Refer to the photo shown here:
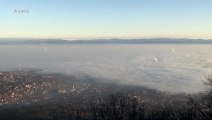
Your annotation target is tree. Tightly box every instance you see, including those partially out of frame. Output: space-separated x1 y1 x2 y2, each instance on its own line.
90 93 144 120
189 76 212 120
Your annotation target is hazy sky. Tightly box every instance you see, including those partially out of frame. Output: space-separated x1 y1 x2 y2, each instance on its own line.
0 0 212 39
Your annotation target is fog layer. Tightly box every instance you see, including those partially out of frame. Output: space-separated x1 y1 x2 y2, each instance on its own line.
0 44 211 93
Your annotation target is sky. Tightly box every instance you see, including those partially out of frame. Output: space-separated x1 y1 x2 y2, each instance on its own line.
0 0 212 39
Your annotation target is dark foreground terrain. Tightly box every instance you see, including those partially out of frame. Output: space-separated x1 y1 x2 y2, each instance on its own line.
0 70 211 120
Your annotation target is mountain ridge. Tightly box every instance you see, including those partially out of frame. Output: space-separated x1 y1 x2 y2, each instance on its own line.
0 38 212 44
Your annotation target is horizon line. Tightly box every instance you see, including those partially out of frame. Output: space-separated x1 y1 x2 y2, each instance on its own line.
0 37 212 41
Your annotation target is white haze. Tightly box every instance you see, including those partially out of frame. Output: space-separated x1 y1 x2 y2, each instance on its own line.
0 44 212 93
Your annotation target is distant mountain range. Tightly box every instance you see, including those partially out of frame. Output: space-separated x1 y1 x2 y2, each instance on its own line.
0 38 212 45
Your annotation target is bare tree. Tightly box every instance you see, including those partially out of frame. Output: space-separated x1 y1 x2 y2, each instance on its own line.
90 93 142 120
189 76 212 120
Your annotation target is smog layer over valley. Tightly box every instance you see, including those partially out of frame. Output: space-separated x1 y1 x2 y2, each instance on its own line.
1 0 212 120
